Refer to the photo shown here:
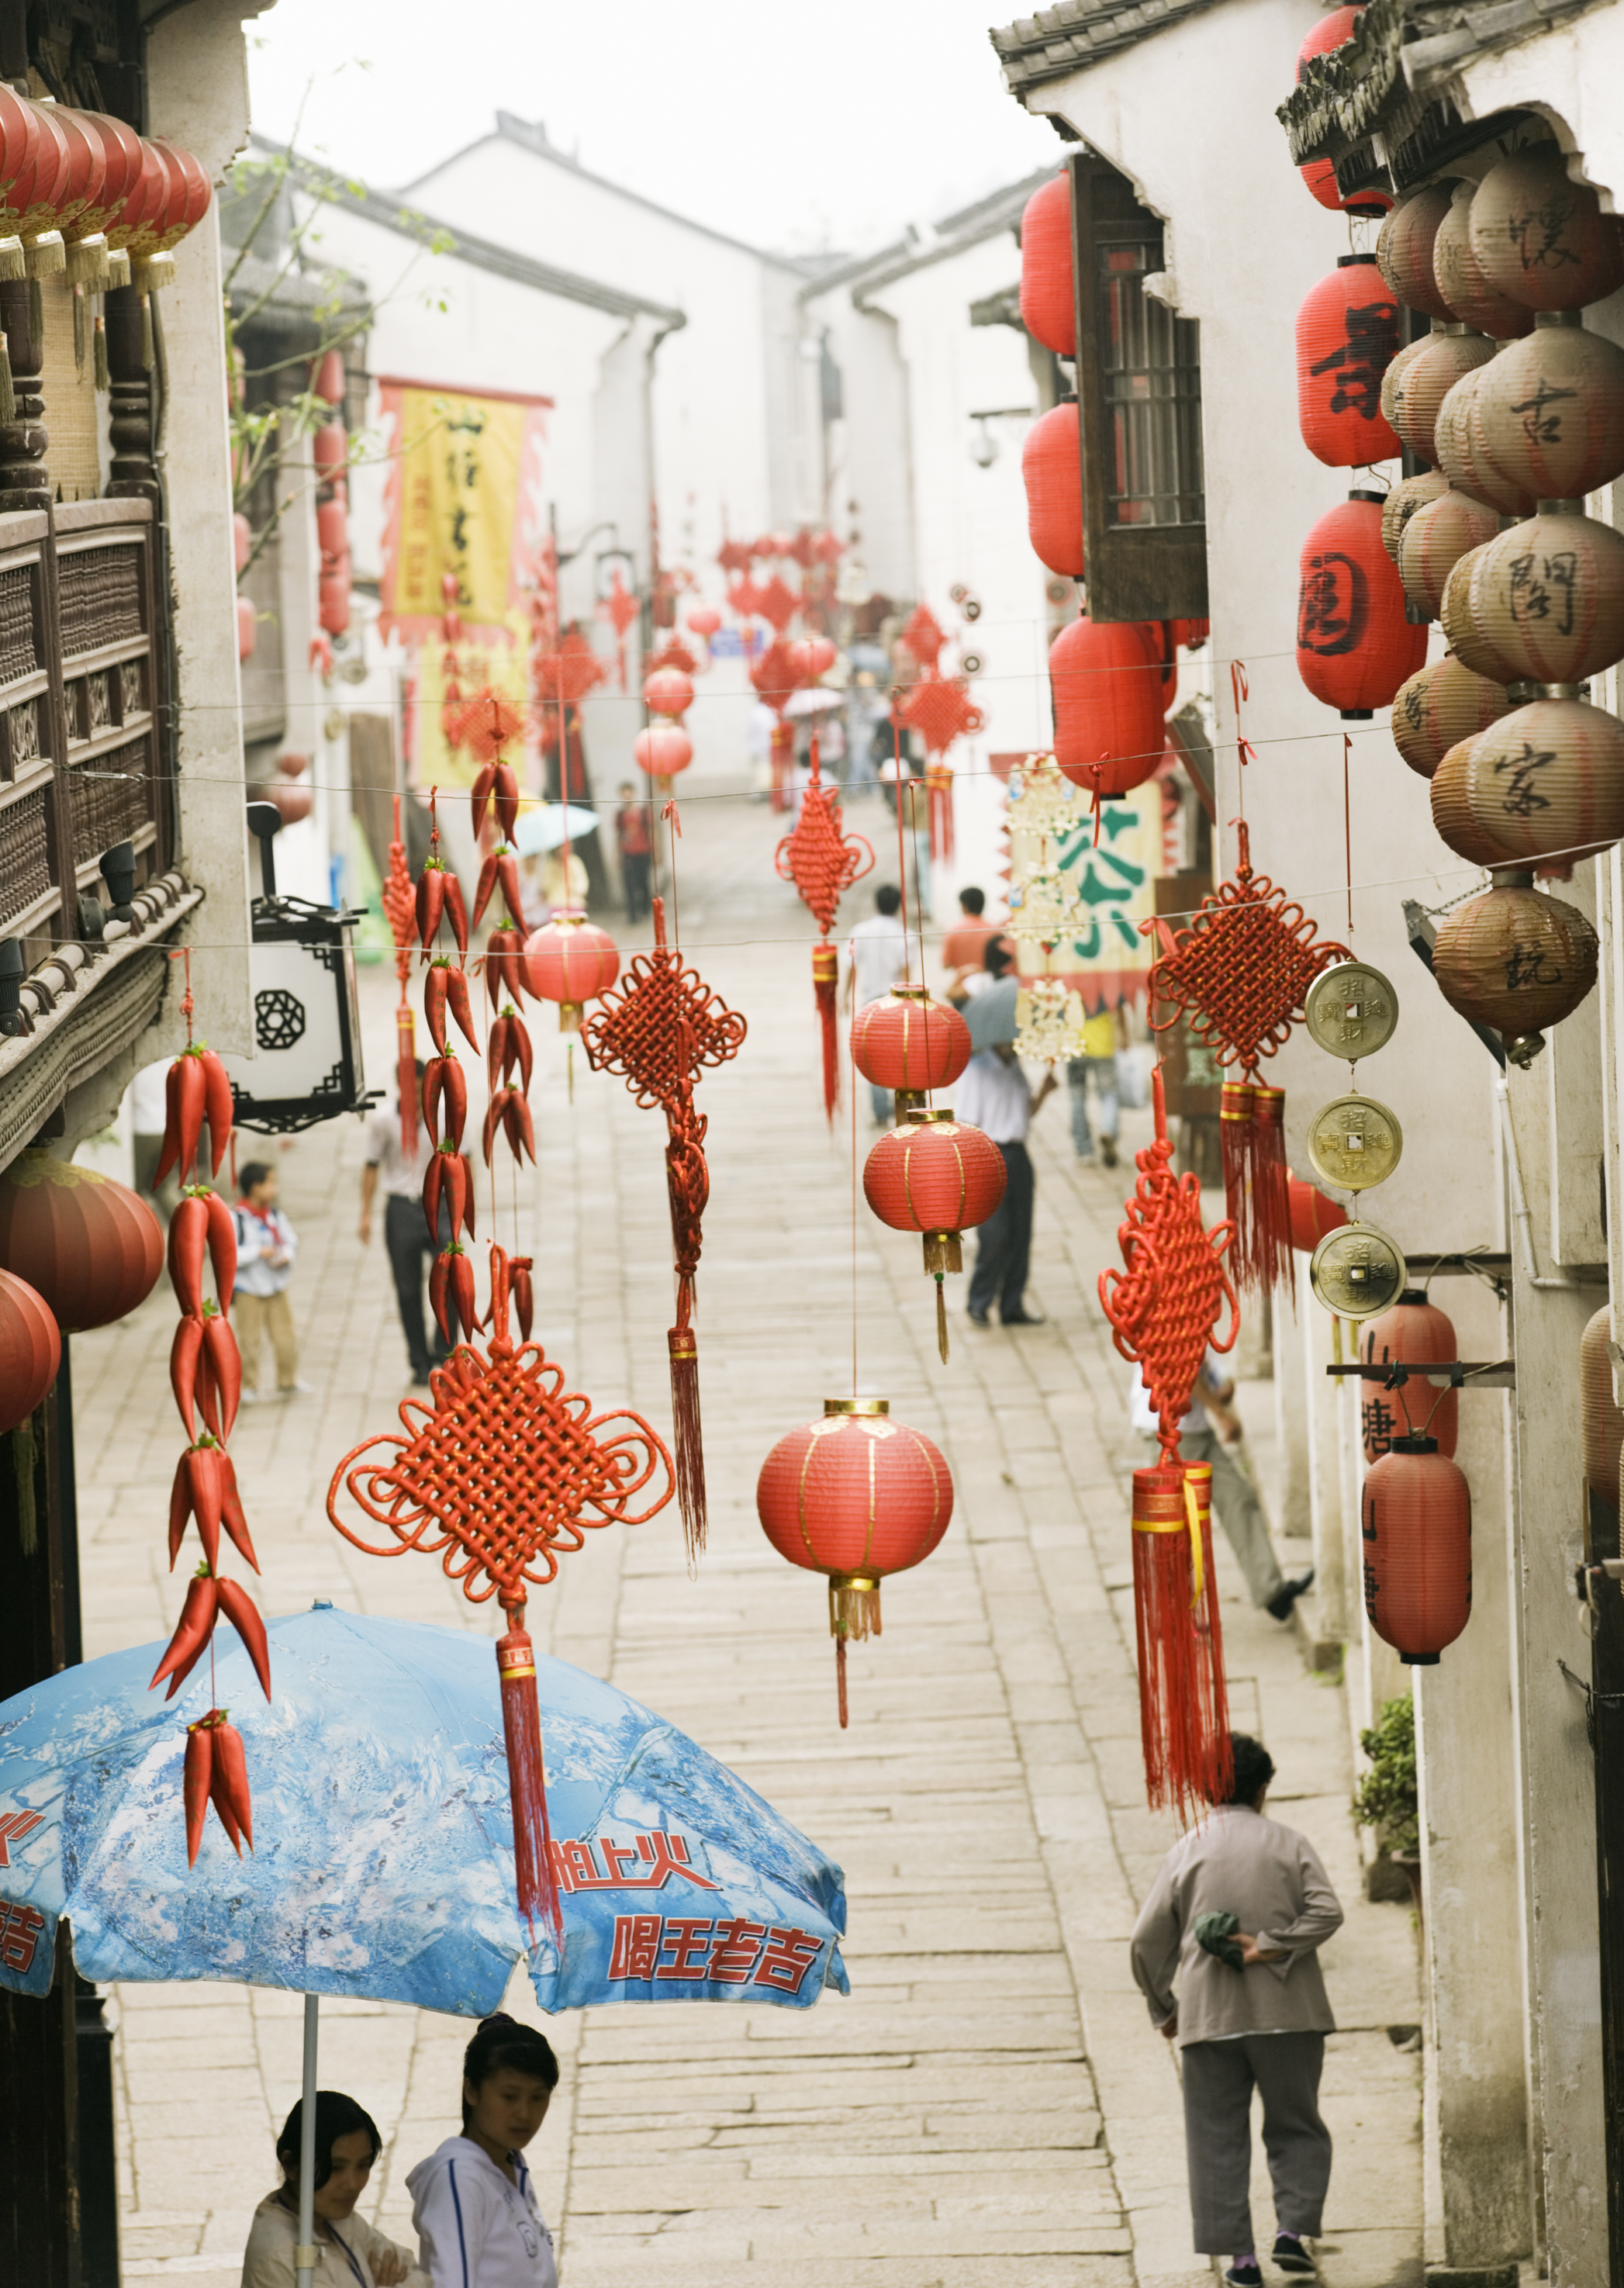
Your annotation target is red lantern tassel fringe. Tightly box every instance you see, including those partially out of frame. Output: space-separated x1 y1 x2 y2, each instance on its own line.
928 769 954 862
668 1323 706 1563
1250 1084 1292 1297
813 942 839 1124
829 1574 881 1731
496 1619 563 1951
1219 1079 1256 1278
1131 1460 1232 1817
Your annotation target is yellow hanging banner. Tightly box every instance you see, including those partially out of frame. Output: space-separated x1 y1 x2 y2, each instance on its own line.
377 377 551 644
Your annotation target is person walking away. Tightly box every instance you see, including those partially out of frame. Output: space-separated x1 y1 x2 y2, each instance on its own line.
409 2013 560 2288
1067 1005 1123 1167
616 780 653 924
941 887 1000 1005
242 2089 421 2286
957 941 1055 1325
1130 1350 1314 1621
233 1163 306 1402
360 1070 451 1386
1130 1735 1342 2285
844 883 909 1125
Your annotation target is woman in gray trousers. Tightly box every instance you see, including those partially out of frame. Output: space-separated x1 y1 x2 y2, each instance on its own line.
1129 1736 1344 2286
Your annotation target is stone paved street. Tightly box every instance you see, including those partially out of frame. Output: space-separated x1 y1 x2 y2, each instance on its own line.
73 766 1422 2287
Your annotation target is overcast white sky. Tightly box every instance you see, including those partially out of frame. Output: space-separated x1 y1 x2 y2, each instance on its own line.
245 0 1060 257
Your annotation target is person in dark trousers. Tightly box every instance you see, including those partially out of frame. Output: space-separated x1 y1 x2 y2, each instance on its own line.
1130 1735 1343 2286
359 1066 452 1385
958 938 1055 1325
616 779 653 924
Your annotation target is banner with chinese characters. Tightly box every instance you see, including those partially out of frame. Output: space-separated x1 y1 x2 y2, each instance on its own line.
1045 776 1166 1011
377 377 551 646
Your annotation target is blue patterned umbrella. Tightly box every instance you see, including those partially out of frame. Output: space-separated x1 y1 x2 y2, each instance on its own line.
0 1601 848 2017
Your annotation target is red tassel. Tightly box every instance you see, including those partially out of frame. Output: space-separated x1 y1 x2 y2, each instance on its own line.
835 1636 848 1730
1220 1078 1256 1280
397 1007 419 1158
1131 1459 1232 1817
668 1325 706 1562
813 942 839 1124
497 1619 563 1951
1251 1085 1292 1298
928 769 954 861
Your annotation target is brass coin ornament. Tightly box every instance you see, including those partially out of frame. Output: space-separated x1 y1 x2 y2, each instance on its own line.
1308 1223 1409 1319
1306 1093 1405 1193
1304 963 1399 1064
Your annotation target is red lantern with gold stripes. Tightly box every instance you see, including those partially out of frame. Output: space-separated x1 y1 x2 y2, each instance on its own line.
863 1108 1005 1359
1297 493 1427 717
850 986 971 1120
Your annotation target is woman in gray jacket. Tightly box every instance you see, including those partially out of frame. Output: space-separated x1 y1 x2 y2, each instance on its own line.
1129 1735 1344 2287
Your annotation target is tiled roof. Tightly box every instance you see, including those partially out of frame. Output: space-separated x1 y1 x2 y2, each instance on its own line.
990 0 1223 97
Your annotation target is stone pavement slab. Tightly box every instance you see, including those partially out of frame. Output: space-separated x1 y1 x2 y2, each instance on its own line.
68 769 1421 2284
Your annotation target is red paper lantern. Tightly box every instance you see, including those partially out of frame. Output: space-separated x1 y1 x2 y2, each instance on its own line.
634 725 692 779
1360 1290 1458 1461
312 347 345 406
318 569 350 638
1022 403 1085 577
1287 1173 1347 1253
0 1153 162 1332
686 605 721 641
523 911 620 1032
237 596 256 661
1294 12 1390 216
233 512 251 575
1469 149 1624 314
1049 615 1166 796
756 1397 953 1725
1295 257 1402 467
850 985 972 1118
864 1108 1006 1355
1362 1436 1471 1664
1019 174 1073 358
0 1268 60 1433
1297 493 1427 717
642 667 693 719
313 423 347 485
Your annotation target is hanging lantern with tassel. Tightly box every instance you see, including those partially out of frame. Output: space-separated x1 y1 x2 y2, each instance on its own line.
774 739 875 1120
756 1399 953 1727
850 985 971 1123
1145 821 1349 1293
1360 1288 1459 1462
1362 1436 1472 1664
582 897 747 1558
1100 1066 1238 1813
523 911 620 1033
863 1108 1007 1360
1297 493 1427 717
1295 257 1402 468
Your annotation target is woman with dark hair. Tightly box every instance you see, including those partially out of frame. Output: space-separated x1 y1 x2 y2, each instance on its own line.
406 2013 561 2287
241 2089 420 2286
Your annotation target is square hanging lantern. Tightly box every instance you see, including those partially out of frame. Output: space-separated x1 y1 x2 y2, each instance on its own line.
218 804 375 1135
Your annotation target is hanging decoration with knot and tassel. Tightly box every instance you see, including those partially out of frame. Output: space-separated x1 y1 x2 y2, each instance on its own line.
1144 820 1347 1295
581 895 747 1560
1006 755 1088 1066
774 737 874 1122
381 797 420 1158
328 1246 674 1948
898 676 983 860
1098 1069 1239 1816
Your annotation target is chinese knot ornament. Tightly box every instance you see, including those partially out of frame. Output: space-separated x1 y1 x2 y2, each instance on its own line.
756 1398 952 1726
1145 820 1348 1294
329 1249 674 1941
581 896 746 1557
774 738 874 1120
1099 1067 1239 1813
863 1108 1006 1360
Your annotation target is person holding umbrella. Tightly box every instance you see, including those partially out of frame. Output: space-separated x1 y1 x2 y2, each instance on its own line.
409 2014 561 2287
960 936 1056 1326
242 2091 422 2286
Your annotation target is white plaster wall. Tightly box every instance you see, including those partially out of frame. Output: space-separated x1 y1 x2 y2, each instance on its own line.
799 292 917 603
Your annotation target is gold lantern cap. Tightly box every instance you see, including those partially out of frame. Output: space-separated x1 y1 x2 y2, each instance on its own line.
824 1398 889 1417
904 1107 955 1125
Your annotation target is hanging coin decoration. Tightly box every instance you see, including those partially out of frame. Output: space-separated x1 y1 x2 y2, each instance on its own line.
1306 1092 1405 1192
1309 1222 1409 1318
1304 961 1400 1064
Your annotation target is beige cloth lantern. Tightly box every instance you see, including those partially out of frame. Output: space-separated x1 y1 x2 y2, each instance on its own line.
1439 544 1525 683
1458 509 1624 685
1469 148 1624 314
1432 871 1598 1056
1382 468 1448 562
1384 328 1494 464
1377 186 1457 320
1431 184 1536 340
1398 487 1498 620
1581 1305 1624 1506
1430 697 1624 869
1391 655 1511 779
1470 315 1624 503
1435 355 1539 516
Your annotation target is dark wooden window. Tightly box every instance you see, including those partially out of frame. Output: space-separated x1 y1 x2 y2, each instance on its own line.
1067 154 1209 622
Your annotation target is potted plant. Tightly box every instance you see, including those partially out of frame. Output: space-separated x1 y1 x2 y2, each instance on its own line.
1353 1693 1422 1913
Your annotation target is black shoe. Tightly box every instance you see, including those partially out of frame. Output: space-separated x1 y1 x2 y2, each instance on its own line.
1266 1570 1316 1623
1225 2266 1263 2288
1001 1308 1045 1326
1272 2235 1314 2273
967 1307 991 1327
1100 1135 1118 1169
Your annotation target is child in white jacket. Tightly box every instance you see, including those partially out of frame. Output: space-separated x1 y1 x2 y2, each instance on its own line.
233 1160 306 1401
406 2016 559 2288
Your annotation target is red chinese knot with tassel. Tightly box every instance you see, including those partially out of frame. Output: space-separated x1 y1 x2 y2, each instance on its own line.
774 741 874 1120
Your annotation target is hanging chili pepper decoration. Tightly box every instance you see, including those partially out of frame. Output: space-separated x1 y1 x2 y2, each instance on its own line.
1143 820 1348 1294
581 897 747 1558
773 737 874 1122
1099 1068 1239 1816
382 796 420 1157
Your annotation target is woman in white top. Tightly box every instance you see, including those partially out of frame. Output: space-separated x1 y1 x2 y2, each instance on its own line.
406 2015 560 2288
240 2091 420 2288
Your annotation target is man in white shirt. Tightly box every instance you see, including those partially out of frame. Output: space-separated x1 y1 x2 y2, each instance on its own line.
958 942 1056 1325
844 884 909 1125
359 1066 451 1384
1130 1348 1313 1622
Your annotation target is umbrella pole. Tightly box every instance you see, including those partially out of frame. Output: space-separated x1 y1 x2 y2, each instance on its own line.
295 1992 319 2288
